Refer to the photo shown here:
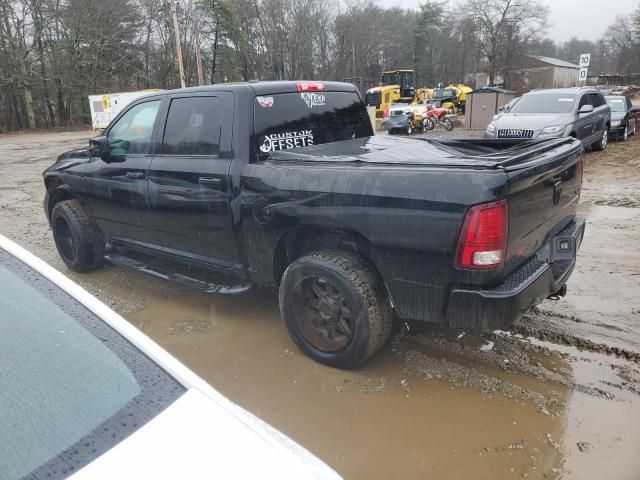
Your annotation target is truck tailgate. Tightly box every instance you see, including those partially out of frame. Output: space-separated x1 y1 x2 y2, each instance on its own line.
503 139 583 273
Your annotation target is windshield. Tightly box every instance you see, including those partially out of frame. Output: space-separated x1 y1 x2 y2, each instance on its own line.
433 89 455 98
606 98 626 112
509 93 577 114
253 91 372 159
382 72 400 85
0 249 185 480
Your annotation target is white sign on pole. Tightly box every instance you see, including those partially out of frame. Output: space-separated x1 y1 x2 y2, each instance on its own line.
578 67 589 82
579 53 591 67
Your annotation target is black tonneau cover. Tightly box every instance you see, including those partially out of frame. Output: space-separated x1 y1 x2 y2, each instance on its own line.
267 136 581 170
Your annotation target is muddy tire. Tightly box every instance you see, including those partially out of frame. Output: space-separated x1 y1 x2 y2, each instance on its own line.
51 199 104 272
592 128 608 151
279 250 392 369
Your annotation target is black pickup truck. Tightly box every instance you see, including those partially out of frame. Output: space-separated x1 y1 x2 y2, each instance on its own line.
43 81 585 368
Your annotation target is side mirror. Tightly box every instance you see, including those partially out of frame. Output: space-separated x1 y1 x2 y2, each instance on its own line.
579 104 594 115
90 136 126 163
89 136 110 159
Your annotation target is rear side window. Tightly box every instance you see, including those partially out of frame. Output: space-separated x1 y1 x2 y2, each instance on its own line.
162 97 221 155
253 91 372 160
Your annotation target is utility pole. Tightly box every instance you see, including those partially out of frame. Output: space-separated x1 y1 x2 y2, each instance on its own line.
352 42 356 78
170 0 186 88
194 18 205 86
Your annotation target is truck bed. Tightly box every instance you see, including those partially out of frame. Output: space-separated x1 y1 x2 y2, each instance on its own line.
245 135 584 327
268 135 580 170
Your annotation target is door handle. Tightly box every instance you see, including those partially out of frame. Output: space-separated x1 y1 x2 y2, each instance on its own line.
198 177 222 186
126 171 144 179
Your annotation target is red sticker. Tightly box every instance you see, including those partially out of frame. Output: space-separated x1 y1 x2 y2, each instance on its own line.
257 96 274 108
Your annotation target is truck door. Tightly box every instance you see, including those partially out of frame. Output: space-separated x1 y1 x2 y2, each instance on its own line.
84 99 162 244
147 92 237 264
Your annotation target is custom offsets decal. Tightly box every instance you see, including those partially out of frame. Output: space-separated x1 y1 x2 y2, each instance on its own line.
259 131 314 152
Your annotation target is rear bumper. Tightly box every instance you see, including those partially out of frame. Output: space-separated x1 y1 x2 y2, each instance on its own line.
445 216 585 329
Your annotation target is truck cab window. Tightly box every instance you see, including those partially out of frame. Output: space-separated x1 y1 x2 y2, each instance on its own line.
161 97 221 156
107 100 161 155
253 91 372 160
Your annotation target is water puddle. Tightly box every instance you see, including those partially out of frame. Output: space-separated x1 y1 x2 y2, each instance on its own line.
129 292 565 479
494 332 640 479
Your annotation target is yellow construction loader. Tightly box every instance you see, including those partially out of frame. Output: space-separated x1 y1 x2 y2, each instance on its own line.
430 84 473 113
365 70 416 118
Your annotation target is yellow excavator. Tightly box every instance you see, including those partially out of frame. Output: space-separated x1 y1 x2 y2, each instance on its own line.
365 70 417 118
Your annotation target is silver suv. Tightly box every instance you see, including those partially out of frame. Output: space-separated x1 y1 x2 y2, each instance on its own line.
485 87 611 151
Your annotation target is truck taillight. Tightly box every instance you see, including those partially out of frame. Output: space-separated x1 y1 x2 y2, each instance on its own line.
383 108 389 118
455 200 508 270
297 82 325 92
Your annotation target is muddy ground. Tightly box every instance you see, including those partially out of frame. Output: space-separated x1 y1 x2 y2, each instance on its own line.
1 127 639 479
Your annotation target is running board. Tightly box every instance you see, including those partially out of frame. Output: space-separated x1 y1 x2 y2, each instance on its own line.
104 253 254 295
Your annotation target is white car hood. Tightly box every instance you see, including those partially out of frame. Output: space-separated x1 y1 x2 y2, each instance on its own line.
70 389 341 480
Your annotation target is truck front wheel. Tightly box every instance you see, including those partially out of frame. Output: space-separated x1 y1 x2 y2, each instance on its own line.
51 199 104 272
279 250 392 369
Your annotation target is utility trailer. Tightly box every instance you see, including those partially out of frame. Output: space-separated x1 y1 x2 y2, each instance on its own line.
88 90 162 131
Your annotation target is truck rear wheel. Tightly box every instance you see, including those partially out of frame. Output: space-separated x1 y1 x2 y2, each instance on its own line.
279 250 392 369
51 200 104 272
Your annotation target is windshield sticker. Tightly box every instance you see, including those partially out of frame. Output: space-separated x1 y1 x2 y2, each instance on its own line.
301 92 326 108
259 130 314 153
257 96 274 108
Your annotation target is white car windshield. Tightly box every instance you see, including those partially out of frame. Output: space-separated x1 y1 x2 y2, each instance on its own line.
509 94 577 114
0 249 185 480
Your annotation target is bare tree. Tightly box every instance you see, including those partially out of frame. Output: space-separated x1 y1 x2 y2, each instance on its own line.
605 15 640 74
463 0 548 85
1 0 638 133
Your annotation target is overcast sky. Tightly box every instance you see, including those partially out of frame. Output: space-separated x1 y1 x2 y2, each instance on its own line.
380 0 638 42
